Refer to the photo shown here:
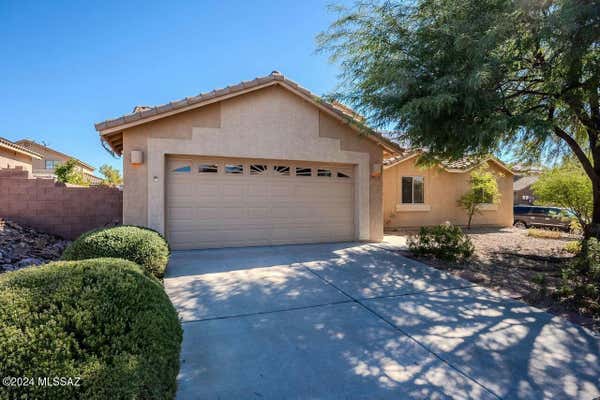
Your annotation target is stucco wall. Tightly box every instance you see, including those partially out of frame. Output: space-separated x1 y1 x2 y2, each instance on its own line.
0 147 33 173
120 84 384 241
383 157 513 228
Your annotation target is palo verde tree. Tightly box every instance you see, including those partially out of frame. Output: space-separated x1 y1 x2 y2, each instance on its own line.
54 159 88 186
318 0 600 236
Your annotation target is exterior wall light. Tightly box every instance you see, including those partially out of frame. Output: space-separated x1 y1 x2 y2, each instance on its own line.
131 150 143 165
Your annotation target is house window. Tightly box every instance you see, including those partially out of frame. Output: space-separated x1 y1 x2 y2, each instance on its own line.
172 165 191 173
295 167 312 177
401 176 424 204
476 188 493 204
317 168 332 177
198 164 218 173
273 165 290 176
225 164 243 174
250 164 268 175
45 160 59 169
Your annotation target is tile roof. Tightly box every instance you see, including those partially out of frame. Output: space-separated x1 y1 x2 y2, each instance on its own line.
383 148 513 174
0 137 42 159
514 175 540 191
95 71 402 155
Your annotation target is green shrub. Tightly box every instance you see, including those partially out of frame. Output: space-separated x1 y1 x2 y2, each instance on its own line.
559 238 600 313
62 226 170 278
564 240 582 254
408 224 474 262
0 258 182 400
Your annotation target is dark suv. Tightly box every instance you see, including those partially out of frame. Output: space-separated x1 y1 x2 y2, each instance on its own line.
513 205 571 230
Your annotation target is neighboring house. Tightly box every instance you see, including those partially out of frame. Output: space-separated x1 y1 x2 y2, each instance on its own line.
95 71 399 250
15 139 102 184
383 150 514 229
0 136 42 174
512 165 543 205
513 175 540 205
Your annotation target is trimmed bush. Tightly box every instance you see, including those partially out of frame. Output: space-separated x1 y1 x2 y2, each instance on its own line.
0 258 182 400
62 226 170 278
409 224 474 262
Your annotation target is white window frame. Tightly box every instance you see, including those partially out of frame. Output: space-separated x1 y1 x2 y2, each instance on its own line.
45 160 59 170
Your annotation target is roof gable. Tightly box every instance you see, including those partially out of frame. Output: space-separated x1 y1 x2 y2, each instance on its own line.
384 149 514 175
95 71 401 156
16 140 95 171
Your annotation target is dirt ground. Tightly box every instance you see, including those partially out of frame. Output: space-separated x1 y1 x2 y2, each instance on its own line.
387 227 598 331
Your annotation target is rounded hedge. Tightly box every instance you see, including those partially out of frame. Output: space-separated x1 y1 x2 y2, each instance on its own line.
61 226 170 278
0 258 182 400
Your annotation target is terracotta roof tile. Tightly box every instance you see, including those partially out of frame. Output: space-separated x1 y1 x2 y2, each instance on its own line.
0 137 43 159
95 71 403 155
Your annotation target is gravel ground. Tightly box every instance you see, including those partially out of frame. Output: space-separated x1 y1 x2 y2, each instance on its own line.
0 219 70 273
387 227 598 331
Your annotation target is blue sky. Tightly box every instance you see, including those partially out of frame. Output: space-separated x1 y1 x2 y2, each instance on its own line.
0 0 350 173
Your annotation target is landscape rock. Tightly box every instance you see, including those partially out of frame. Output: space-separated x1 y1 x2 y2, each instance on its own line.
0 219 70 273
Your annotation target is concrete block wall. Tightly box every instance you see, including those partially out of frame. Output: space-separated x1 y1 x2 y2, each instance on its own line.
0 167 122 239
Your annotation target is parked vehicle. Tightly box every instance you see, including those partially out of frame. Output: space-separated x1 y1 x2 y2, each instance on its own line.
513 205 572 230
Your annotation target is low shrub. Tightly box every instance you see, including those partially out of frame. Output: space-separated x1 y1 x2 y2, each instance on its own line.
559 238 600 313
408 224 474 262
527 228 561 239
62 226 170 278
564 240 582 254
0 258 182 400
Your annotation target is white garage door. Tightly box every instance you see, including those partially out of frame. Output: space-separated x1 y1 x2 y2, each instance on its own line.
166 156 356 250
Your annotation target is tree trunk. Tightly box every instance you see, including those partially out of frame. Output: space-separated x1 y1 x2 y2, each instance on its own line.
587 181 600 239
467 210 473 230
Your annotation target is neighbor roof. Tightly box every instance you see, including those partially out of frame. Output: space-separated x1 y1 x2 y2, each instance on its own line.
383 149 514 175
15 139 95 171
0 137 42 159
514 175 540 191
95 71 402 156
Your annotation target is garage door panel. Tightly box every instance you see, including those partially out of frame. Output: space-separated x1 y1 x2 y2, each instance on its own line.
166 156 355 249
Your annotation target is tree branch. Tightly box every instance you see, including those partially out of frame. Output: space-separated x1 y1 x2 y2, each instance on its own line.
553 125 597 182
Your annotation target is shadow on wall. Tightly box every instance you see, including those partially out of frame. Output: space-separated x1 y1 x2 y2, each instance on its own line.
167 243 599 399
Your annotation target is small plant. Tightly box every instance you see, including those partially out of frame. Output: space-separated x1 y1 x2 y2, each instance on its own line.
409 224 474 262
559 238 600 313
564 241 582 255
532 273 548 297
527 228 561 239
62 226 170 278
457 166 501 229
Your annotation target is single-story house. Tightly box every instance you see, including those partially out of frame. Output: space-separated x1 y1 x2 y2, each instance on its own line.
95 71 513 250
383 150 514 229
0 136 42 174
15 139 102 184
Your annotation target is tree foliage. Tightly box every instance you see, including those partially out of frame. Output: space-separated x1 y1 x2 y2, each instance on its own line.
318 0 600 234
54 159 88 186
457 166 501 228
532 161 593 230
99 164 123 186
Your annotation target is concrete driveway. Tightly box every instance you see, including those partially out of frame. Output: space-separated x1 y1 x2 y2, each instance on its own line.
165 242 600 400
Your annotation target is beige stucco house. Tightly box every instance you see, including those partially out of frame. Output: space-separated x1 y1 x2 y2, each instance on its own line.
95 71 513 250
96 72 399 250
15 139 102 184
0 137 42 174
383 150 514 229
